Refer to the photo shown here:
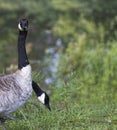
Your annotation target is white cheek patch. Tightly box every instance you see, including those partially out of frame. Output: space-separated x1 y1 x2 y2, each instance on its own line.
38 93 45 104
18 23 23 31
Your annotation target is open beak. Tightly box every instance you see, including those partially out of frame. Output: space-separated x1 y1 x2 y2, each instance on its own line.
45 103 51 111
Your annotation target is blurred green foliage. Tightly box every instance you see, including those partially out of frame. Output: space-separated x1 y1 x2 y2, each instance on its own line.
0 0 116 67
0 0 117 86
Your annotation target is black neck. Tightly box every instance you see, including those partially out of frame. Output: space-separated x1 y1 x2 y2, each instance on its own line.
32 81 43 97
18 31 29 69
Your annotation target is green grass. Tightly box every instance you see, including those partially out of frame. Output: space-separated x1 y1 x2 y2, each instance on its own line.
5 100 117 130
2 84 117 130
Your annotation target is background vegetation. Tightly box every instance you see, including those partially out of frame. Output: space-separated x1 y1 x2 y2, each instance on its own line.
0 0 117 129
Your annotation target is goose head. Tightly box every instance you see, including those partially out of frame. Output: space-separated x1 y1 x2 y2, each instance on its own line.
18 18 28 31
38 92 51 111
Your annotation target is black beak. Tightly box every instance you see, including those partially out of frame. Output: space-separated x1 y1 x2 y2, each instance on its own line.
24 26 28 31
45 103 51 111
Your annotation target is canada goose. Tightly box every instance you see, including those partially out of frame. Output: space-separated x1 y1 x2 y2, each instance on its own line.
0 18 51 130
32 81 51 111
0 18 32 130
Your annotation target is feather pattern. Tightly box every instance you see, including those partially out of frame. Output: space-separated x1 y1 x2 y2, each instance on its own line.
0 65 32 116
